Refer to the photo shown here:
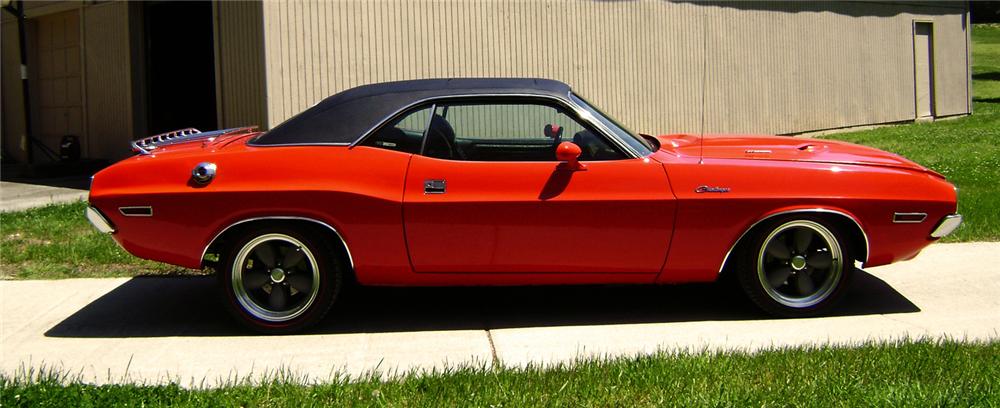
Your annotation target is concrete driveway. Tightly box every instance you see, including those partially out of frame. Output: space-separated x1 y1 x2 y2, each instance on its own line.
1 242 997 386
0 177 89 212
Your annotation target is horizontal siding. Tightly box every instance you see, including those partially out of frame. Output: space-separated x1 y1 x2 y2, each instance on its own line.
260 0 970 136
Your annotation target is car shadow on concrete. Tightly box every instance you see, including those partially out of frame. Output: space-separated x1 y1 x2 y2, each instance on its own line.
45 269 919 338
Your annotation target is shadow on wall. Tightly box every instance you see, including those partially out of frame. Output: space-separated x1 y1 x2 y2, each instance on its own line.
45 269 918 338
669 1 967 17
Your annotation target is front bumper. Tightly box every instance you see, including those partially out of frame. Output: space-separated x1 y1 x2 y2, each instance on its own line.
85 206 116 234
930 214 962 239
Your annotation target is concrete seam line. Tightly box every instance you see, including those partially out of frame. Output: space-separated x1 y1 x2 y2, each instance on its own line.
485 329 500 368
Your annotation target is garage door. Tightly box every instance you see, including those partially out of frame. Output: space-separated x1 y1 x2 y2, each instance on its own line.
33 10 85 157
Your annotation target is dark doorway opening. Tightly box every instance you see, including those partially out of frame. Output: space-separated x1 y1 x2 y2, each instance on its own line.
143 1 217 135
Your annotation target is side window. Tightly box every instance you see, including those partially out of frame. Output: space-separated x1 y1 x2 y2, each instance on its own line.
362 106 431 154
422 102 625 162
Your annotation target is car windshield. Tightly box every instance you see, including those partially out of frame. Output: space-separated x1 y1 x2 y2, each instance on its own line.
570 93 654 155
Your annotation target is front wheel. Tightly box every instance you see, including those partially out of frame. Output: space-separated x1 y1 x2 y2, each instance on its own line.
736 216 853 317
219 226 342 334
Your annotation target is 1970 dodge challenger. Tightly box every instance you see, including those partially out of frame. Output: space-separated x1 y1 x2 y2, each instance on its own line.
86 78 961 333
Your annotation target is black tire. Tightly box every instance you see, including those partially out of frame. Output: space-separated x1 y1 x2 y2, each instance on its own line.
735 215 853 317
218 225 343 334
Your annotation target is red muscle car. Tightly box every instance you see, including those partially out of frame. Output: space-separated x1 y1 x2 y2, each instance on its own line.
86 78 961 333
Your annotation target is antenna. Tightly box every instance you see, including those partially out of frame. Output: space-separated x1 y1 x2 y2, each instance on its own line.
699 11 707 164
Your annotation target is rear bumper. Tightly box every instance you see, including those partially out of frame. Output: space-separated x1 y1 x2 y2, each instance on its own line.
85 206 116 234
930 214 962 239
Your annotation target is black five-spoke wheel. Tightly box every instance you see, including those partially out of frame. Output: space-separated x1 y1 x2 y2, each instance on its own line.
220 226 342 333
233 233 320 322
737 216 853 317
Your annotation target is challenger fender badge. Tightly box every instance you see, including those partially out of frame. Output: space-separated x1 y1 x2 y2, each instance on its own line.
695 185 731 193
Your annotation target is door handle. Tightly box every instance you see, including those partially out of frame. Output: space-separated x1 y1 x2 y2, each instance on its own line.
424 179 446 194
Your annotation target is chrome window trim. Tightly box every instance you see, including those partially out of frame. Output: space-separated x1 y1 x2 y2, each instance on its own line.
345 93 644 159
201 216 355 271
118 206 153 217
418 103 437 156
717 208 870 275
892 212 927 224
930 214 962 238
568 93 654 156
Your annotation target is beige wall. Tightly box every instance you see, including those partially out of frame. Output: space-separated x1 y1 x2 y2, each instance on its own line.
0 1 973 162
928 11 971 117
700 2 970 134
259 0 970 135
214 1 267 130
82 1 132 160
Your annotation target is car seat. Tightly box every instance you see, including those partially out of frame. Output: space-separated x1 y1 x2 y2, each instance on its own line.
424 114 463 160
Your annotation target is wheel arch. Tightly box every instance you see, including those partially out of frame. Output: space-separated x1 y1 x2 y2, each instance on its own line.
718 208 869 276
202 216 355 277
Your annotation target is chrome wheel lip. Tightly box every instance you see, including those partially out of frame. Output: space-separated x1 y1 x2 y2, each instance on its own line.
757 220 843 309
232 233 320 323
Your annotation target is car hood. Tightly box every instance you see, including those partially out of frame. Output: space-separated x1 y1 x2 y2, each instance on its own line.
653 133 940 176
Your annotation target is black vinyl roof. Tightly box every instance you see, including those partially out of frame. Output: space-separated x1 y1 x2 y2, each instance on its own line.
252 78 573 145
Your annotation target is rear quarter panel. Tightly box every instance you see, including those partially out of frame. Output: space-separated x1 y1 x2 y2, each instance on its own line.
89 145 413 281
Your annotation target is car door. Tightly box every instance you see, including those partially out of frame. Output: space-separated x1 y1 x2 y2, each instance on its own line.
394 98 676 274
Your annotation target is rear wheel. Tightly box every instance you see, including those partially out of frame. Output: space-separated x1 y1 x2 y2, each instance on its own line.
736 216 853 317
219 226 342 334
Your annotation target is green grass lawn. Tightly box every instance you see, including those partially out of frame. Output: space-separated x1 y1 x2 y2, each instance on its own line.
820 23 1000 242
2 339 997 407
0 201 196 279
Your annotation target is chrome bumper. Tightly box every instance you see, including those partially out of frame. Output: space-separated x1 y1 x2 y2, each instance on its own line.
86 206 116 234
930 214 962 239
